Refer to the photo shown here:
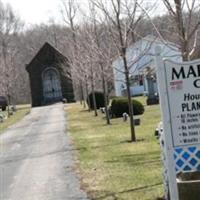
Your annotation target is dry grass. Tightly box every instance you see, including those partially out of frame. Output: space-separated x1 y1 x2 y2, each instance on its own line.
66 97 164 200
0 105 30 133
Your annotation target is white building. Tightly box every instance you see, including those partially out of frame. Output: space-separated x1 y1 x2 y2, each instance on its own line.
113 35 182 97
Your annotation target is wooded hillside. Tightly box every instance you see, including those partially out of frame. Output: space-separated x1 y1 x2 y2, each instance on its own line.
0 0 200 104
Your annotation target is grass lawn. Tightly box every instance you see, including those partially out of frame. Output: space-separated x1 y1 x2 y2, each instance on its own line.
0 105 30 134
66 97 164 200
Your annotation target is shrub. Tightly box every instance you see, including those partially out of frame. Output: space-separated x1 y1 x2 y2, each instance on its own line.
111 97 144 118
87 91 108 110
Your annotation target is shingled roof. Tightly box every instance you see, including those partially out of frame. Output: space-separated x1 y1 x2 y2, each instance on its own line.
26 42 68 72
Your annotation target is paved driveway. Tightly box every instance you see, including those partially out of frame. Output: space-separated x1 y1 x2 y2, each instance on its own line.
0 104 88 200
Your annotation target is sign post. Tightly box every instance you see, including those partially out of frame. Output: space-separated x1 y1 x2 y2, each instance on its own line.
156 46 200 199
155 47 179 200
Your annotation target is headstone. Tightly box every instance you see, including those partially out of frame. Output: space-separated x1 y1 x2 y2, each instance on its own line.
62 98 67 103
122 112 129 122
9 110 13 116
146 75 159 105
0 113 5 123
0 116 3 123
134 118 141 126
100 107 105 114
11 105 17 112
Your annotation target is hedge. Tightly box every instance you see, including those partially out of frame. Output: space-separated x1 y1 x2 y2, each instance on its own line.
111 98 144 118
87 91 108 110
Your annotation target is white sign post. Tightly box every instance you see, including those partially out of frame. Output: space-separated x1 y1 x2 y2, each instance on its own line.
155 47 179 200
156 46 200 200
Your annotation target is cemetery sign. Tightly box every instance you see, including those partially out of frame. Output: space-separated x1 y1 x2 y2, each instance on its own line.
165 60 200 147
155 46 200 200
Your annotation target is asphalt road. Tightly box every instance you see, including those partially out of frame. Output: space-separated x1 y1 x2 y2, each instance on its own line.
0 104 88 200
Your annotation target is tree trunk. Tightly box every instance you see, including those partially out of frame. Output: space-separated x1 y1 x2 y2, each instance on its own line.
91 67 98 117
174 0 189 61
2 43 11 118
100 64 110 125
85 76 91 112
123 58 136 142
7 93 11 118
91 82 98 116
116 13 136 141
80 80 86 107
79 84 83 105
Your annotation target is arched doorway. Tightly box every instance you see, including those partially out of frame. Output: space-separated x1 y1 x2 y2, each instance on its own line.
42 68 62 103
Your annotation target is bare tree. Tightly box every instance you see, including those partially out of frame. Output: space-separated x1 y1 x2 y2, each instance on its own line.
87 3 111 123
79 23 99 116
91 0 151 141
61 0 85 104
162 0 200 60
0 1 23 115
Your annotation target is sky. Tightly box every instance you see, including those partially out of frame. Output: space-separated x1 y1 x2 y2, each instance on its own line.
2 0 165 27
1 0 88 26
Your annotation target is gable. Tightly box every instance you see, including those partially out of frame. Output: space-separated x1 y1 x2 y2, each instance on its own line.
26 42 69 73
113 35 182 75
